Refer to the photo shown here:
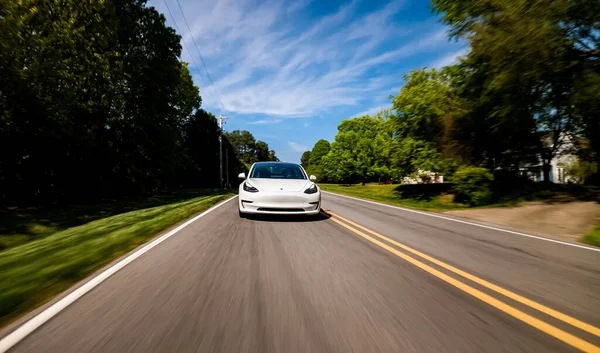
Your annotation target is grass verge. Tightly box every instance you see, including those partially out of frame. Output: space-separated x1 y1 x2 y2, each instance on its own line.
319 184 467 211
582 220 600 247
320 183 599 211
0 190 234 326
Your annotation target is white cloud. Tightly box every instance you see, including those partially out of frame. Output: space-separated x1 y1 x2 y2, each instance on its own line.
430 47 470 68
248 118 282 125
153 0 460 117
288 141 309 152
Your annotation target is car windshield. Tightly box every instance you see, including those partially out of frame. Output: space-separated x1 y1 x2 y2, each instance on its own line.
250 163 307 180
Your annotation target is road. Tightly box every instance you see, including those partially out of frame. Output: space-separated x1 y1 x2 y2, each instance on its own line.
3 192 600 352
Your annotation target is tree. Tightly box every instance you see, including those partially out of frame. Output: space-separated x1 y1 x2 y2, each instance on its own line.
392 67 464 149
224 130 278 167
182 109 245 187
321 115 395 184
255 140 278 162
224 130 257 166
306 139 331 182
255 141 270 162
268 150 280 162
300 151 312 168
432 0 600 182
390 67 466 177
309 140 331 165
0 0 121 202
571 69 600 180
0 0 250 205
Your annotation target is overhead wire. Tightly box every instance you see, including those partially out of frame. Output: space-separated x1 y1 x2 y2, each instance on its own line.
174 0 227 113
163 0 222 112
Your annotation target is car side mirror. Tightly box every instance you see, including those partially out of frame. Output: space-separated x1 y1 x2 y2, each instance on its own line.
238 173 246 180
309 175 317 181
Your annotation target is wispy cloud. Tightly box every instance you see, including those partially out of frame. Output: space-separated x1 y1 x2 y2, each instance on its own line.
155 0 458 117
248 118 282 125
430 47 470 68
288 141 309 152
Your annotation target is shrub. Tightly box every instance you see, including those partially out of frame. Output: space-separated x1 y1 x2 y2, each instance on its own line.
563 160 598 184
453 167 494 206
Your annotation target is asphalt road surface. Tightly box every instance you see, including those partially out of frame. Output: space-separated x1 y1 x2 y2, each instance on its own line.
4 192 600 352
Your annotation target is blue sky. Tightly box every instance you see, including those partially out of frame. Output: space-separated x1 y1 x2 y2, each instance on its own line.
150 0 468 163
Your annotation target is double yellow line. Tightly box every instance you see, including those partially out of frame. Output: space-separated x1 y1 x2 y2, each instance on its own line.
326 210 600 353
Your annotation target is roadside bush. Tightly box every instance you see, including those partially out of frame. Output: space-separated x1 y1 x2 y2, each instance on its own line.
453 167 494 206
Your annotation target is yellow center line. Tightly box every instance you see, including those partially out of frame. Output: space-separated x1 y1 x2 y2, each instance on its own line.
328 211 600 338
328 216 600 353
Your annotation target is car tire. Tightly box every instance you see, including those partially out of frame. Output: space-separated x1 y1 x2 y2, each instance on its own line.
239 209 246 218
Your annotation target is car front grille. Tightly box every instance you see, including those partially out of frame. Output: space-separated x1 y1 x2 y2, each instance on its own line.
256 208 305 212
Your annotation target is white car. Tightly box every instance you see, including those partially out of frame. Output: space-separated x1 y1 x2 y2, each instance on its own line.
238 162 321 217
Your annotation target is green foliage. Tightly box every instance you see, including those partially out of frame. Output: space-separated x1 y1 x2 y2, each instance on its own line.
582 220 600 247
0 0 261 205
305 139 330 181
320 115 395 184
564 160 599 184
318 184 464 211
389 67 469 177
572 70 600 168
300 151 311 168
392 67 466 146
391 137 457 178
224 130 278 165
432 0 600 180
182 110 244 187
309 139 331 165
452 167 494 206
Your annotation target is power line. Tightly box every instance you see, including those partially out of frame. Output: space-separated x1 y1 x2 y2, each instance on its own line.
163 0 221 111
174 0 227 113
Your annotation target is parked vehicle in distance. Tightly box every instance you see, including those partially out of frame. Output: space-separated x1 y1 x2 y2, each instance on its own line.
238 162 321 218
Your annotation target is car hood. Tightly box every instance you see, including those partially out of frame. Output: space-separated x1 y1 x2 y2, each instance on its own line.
247 178 311 192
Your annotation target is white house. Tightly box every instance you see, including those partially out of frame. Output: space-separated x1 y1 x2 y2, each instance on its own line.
519 134 578 184
402 170 444 184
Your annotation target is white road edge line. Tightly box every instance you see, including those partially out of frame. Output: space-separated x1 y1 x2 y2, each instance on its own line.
0 195 239 353
322 191 600 253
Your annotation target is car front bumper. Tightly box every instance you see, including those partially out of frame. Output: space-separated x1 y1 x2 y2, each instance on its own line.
238 191 321 215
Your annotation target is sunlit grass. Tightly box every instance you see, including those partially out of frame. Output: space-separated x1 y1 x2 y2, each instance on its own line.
582 220 600 247
0 190 234 326
319 184 468 211
320 183 600 211
0 189 229 250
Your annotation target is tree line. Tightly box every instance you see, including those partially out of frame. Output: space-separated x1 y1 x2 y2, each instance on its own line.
303 0 599 186
0 0 260 206
224 130 279 169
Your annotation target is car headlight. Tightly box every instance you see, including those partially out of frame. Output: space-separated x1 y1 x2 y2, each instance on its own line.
304 183 318 194
243 182 259 193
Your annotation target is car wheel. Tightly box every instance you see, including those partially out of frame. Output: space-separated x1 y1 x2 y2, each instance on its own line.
239 209 246 218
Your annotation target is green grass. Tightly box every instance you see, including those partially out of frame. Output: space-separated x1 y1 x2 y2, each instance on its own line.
319 184 468 211
320 183 600 211
582 220 600 247
0 189 232 250
0 189 234 325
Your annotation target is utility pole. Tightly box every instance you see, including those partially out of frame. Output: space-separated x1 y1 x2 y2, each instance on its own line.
217 114 229 189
